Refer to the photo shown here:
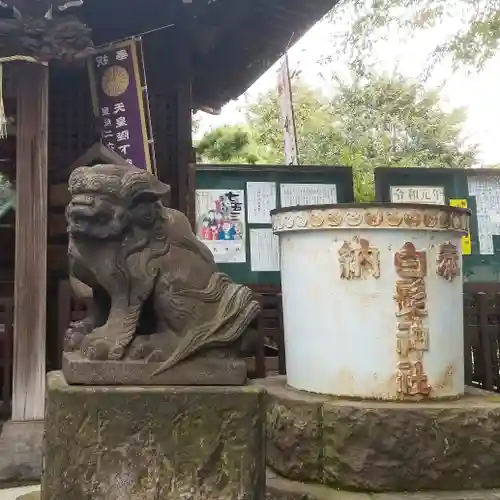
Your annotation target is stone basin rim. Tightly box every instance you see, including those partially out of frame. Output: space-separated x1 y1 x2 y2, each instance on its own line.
271 203 470 234
270 202 470 215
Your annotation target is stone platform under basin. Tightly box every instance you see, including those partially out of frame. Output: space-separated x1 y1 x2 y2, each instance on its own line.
259 376 500 493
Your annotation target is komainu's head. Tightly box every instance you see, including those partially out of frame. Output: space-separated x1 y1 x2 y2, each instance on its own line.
66 164 171 240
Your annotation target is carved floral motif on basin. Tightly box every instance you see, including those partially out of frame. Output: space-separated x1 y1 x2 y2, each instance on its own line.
272 206 469 234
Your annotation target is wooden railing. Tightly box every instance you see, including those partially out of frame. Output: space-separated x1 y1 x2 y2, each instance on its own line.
463 283 500 390
248 292 285 379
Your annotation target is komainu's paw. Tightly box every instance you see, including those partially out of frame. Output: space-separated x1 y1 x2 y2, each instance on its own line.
127 335 156 360
125 333 175 362
81 337 112 360
64 318 94 352
80 327 115 360
80 326 133 360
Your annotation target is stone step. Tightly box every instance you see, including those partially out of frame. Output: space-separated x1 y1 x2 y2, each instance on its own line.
0 486 39 500
266 469 500 500
7 473 500 499
15 493 39 500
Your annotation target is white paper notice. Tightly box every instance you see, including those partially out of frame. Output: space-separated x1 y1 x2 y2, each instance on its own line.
467 176 478 197
250 228 280 272
246 182 277 224
390 185 445 205
468 174 500 255
280 183 337 208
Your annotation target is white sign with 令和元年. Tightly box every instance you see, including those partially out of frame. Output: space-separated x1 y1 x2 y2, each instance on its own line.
390 186 445 205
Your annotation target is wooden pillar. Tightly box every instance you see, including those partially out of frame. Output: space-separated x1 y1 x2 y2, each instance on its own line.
11 63 49 421
176 0 194 215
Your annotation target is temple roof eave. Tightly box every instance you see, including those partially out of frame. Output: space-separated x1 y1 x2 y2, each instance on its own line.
0 0 338 108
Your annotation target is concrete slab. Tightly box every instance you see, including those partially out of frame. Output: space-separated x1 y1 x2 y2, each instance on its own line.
266 470 500 500
0 485 39 500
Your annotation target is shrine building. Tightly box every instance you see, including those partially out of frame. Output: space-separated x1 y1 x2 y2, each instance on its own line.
0 0 338 479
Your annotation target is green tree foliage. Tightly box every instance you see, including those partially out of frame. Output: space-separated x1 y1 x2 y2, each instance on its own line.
329 0 500 72
196 76 477 201
329 75 477 199
245 84 342 166
196 125 264 164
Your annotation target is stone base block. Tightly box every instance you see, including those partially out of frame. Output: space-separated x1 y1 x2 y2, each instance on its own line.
0 420 43 485
62 352 247 386
266 469 500 500
42 372 265 500
258 376 500 492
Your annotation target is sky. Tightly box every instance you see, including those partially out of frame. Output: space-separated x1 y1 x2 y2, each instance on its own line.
196 12 500 166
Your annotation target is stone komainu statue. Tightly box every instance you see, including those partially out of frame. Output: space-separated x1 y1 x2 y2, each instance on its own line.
64 164 260 375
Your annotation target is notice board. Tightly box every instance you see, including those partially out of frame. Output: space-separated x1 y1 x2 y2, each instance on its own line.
375 167 500 283
193 164 354 285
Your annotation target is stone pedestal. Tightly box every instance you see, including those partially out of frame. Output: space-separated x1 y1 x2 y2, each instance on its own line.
42 372 265 500
62 352 247 386
261 377 500 493
271 203 470 400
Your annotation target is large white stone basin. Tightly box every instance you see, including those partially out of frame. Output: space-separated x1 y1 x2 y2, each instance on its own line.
271 203 470 401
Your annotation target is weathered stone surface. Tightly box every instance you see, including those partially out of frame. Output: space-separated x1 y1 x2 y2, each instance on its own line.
0 420 43 485
259 376 500 492
42 371 266 500
266 385 322 482
62 352 247 386
265 470 500 500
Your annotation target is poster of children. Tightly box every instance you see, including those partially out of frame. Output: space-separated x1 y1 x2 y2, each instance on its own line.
195 189 246 263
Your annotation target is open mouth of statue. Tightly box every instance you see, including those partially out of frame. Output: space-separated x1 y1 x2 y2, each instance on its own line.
67 204 123 240
68 208 108 238
68 219 91 235
67 205 95 228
